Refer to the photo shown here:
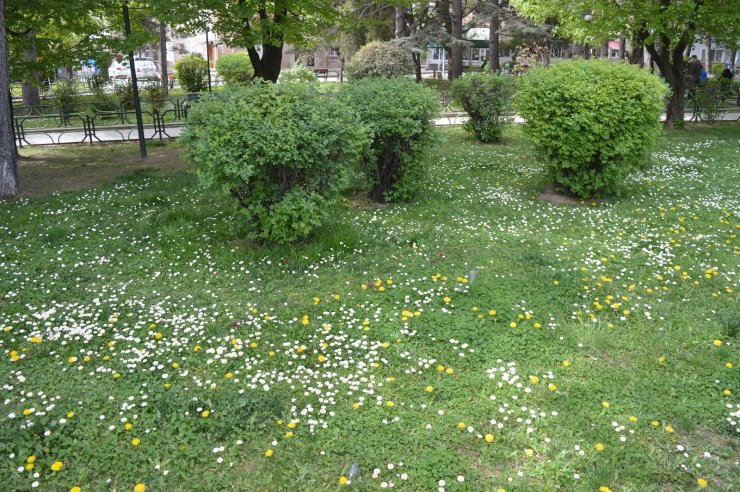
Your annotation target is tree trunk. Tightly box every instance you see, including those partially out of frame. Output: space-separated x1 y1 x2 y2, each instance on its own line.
247 44 284 82
413 53 422 83
21 29 40 115
489 12 500 72
618 38 626 60
450 0 463 80
1 0 20 198
394 7 405 39
645 40 686 128
704 36 711 71
437 0 453 79
160 21 168 95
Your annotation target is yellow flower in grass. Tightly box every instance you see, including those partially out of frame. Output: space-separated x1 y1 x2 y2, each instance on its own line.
317 355 327 363
134 484 146 492
445 367 454 374
548 383 557 391
713 339 722 346
131 438 141 446
386 400 395 407
338 476 348 485
485 434 494 443
524 448 534 457
595 443 605 452
201 410 210 418
602 401 610 409
124 423 133 431
562 360 571 367
651 420 660 427
697 478 708 488
629 416 638 423
265 449 273 458
50 461 63 471
529 375 540 385
287 422 296 429
457 421 466 429
425 386 434 393
598 488 612 492
70 487 82 492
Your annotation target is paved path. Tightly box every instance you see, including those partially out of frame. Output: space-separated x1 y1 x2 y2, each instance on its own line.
16 111 740 147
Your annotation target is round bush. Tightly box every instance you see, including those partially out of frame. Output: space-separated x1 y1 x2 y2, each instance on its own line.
180 82 369 243
516 59 669 198
279 63 318 83
174 54 209 93
344 41 415 81
215 53 253 85
341 78 439 202
450 73 514 143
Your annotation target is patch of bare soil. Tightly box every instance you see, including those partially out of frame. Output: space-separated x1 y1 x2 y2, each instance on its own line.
536 185 581 205
348 193 387 210
17 143 191 197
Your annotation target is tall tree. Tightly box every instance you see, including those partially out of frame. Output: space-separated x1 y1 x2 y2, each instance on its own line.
1 0 19 198
510 0 740 128
168 1 339 82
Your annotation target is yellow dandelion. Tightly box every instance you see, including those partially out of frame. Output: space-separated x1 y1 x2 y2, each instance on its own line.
201 410 210 418
425 386 434 393
131 438 141 446
339 476 348 485
595 443 605 452
50 461 63 471
485 434 494 443
265 449 273 458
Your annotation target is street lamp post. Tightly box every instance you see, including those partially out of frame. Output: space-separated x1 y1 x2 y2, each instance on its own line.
122 0 147 160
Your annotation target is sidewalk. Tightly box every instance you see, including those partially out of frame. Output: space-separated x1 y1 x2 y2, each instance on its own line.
16 111 740 147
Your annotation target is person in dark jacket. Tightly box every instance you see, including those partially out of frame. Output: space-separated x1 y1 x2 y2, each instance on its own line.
721 63 734 81
687 55 703 87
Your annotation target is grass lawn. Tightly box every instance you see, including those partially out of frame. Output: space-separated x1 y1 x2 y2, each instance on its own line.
0 124 738 491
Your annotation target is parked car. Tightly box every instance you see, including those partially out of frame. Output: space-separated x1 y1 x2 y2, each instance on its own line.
108 58 161 81
108 60 130 80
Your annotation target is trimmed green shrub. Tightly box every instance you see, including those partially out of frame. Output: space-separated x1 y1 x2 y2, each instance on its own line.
450 73 514 143
279 63 318 83
174 54 209 92
144 85 168 111
91 87 119 112
345 41 415 81
694 80 725 123
342 77 439 203
113 83 135 110
516 59 669 198
51 81 77 114
180 82 369 243
215 53 253 85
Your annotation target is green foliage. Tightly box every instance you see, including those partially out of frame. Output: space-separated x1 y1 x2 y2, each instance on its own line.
113 83 135 110
180 82 369 243
710 63 725 79
91 87 119 113
215 53 254 85
344 41 415 81
342 77 439 202
694 80 726 123
516 59 669 198
50 80 77 114
144 85 168 111
278 63 318 83
174 54 209 93
450 73 514 143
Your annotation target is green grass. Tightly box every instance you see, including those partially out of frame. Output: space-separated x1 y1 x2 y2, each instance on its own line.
0 124 738 491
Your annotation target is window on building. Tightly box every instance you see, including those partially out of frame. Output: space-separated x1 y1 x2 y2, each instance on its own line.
329 47 339 58
709 49 724 63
